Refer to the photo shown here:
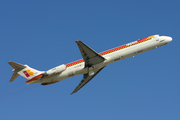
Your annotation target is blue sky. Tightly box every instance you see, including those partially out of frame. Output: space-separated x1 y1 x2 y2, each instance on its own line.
1 0 180 120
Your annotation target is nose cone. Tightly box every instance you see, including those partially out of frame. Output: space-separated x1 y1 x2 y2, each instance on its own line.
166 36 172 43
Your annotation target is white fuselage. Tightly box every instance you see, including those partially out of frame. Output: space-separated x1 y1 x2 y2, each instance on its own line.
36 35 172 84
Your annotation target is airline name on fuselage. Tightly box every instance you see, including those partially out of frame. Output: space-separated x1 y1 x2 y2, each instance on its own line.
126 41 138 46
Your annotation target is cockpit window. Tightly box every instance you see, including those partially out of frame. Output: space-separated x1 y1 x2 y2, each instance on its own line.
159 35 162 36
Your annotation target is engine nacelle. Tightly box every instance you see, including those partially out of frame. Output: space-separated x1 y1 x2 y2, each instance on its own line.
45 64 66 76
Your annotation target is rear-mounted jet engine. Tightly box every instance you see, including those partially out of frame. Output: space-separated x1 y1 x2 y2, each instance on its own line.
44 64 66 76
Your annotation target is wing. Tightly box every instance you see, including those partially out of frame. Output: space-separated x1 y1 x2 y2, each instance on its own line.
71 67 105 95
72 41 106 94
75 40 105 67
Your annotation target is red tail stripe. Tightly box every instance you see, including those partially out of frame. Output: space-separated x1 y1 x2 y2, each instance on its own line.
26 74 43 84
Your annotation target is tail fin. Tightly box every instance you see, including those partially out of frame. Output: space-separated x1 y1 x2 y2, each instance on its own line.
8 61 44 83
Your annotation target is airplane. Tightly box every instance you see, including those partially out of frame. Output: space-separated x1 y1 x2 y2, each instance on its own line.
8 35 172 94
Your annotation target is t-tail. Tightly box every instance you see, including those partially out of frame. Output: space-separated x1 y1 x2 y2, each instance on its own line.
8 61 44 84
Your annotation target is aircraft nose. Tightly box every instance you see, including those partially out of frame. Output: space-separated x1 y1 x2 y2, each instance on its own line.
166 36 172 42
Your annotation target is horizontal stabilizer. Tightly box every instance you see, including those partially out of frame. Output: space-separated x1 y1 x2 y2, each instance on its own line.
8 61 26 82
9 72 19 82
8 61 26 69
